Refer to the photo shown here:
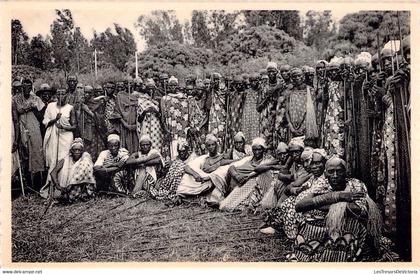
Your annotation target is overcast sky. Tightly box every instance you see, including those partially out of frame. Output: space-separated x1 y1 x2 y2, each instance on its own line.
12 9 359 52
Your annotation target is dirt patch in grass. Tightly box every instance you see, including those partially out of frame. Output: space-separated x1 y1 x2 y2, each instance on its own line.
12 195 292 262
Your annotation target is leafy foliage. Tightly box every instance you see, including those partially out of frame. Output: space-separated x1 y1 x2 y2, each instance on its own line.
11 19 30 65
91 24 137 71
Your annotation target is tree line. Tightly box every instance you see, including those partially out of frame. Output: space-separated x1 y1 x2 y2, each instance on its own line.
12 9 409 81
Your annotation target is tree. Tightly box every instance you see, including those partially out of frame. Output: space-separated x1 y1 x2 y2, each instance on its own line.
28 35 52 70
50 9 75 73
303 11 335 51
91 24 137 71
73 27 92 73
337 11 410 53
242 10 303 40
191 11 212 47
216 25 298 65
11 19 30 65
135 10 184 47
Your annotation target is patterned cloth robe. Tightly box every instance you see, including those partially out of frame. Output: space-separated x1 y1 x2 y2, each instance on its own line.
150 154 196 201
241 87 261 144
377 77 411 260
286 87 308 138
13 93 45 173
131 149 164 196
110 92 140 153
225 90 245 149
136 93 164 154
207 88 227 151
187 95 208 156
104 96 117 134
259 80 285 150
323 81 345 158
55 152 96 203
161 92 189 159
290 178 377 262
219 155 275 212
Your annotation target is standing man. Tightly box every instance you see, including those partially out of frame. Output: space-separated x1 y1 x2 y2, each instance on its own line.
241 73 261 143
13 79 46 191
207 72 228 151
160 76 189 159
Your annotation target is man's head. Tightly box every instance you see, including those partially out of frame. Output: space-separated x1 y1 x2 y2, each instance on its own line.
381 48 394 76
290 68 304 87
316 60 327 79
168 76 179 94
280 64 291 82
83 85 94 102
105 81 116 96
36 83 53 103
275 142 289 164
22 79 32 97
233 132 246 153
70 138 84 162
205 134 219 156
177 139 191 161
107 134 121 157
159 73 169 88
288 138 304 162
212 73 221 90
12 80 22 95
327 62 341 81
310 149 327 177
139 135 152 155
116 81 126 93
185 85 195 97
251 137 266 160
249 73 260 89
303 66 315 86
325 157 347 191
67 75 78 92
233 75 244 92
266 62 278 83
56 88 68 104
203 78 211 91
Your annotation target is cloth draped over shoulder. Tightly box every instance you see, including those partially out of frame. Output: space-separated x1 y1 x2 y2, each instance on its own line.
58 152 96 189
41 102 74 198
109 92 139 153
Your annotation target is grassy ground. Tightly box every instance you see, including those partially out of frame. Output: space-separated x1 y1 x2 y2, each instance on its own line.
12 194 292 262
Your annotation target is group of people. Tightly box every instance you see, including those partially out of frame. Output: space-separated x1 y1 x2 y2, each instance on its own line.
11 35 411 262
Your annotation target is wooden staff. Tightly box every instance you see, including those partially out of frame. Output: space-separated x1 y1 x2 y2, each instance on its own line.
16 151 26 197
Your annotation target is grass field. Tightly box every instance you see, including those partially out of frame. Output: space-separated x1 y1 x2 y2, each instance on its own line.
12 194 292 262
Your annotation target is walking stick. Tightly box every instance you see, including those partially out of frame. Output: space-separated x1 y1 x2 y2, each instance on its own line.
16 151 26 197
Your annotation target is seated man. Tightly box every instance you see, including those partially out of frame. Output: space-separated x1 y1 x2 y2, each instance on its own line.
93 134 131 195
150 139 195 204
50 138 96 203
126 134 164 198
219 137 275 212
290 157 391 262
177 134 247 206
262 148 327 237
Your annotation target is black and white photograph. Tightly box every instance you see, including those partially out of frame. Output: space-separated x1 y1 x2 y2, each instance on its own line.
6 5 411 264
